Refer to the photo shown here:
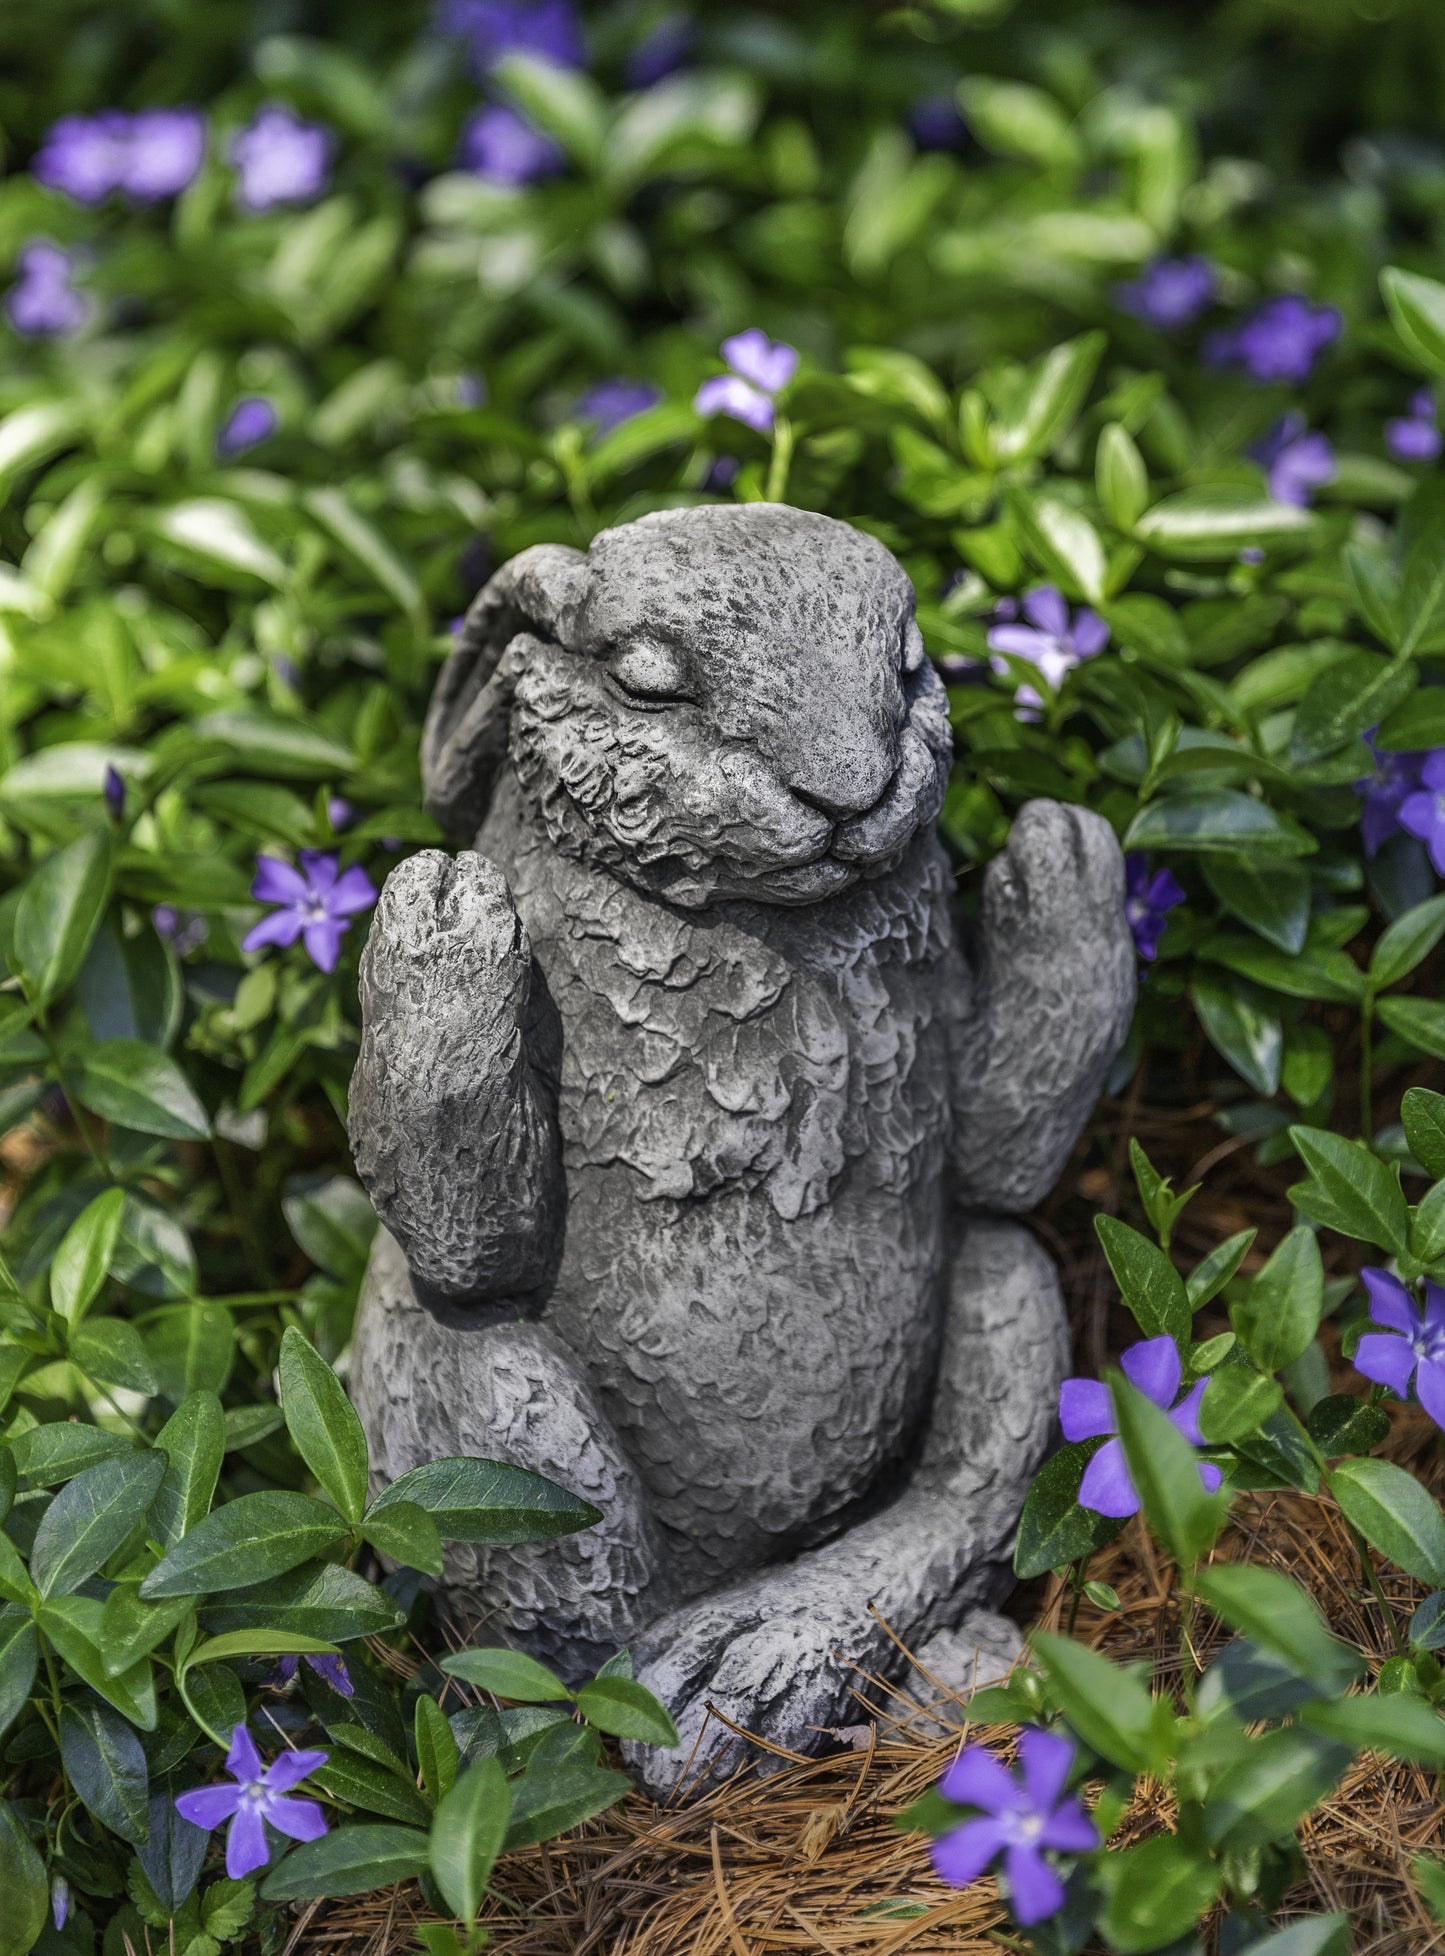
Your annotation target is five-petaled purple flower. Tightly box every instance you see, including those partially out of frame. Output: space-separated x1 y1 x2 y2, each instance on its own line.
438 0 586 74
273 1651 354 1697
1115 256 1216 331
986 585 1108 713
1205 294 1342 385
1355 734 1427 857
5 241 88 339
1353 1269 1445 1428
931 1728 1098 1925
575 378 662 434
694 330 798 434
459 103 563 185
34 108 206 205
174 1725 328 1880
1248 411 1336 507
1387 389 1442 464
217 396 279 459
231 106 334 212
242 851 377 973
1060 1335 1223 1518
1399 750 1445 875
1124 854 1186 961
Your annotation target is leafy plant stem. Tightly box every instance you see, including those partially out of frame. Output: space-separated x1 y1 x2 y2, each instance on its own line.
39 1022 110 1180
1179 1564 1201 1677
1348 1521 1406 1653
212 1136 270 1287
765 415 794 502
1065 1553 1092 1635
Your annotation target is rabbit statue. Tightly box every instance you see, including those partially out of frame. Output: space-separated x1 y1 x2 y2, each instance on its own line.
349 503 1135 1796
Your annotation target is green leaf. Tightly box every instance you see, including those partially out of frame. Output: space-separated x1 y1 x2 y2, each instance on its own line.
303 488 424 624
1098 1835 1220 1954
1345 541 1402 650
573 1677 680 1747
414 1694 460 1806
1198 1366 1283 1445
0 1798 48 1956
146 1299 232 1398
491 52 607 167
1403 1088 1445 1178
259 1823 429 1901
1202 856 1310 954
1307 1393 1390 1459
0 1615 36 1738
360 1500 443 1577
1194 1564 1361 1694
154 499 287 586
140 1491 348 1598
367 1456 601 1544
1302 1691 1445 1766
1013 1440 1128 1580
279 1326 369 1523
13 830 112 1004
59 1698 150 1846
1290 651 1416 762
992 334 1105 465
1094 1216 1190 1345
69 1037 211 1140
194 710 353 780
1201 936 1364 1006
70 1318 159 1396
1096 421 1150 530
99 1585 194 1674
1194 966 1282 1097
310 1750 430 1826
428 1756 510 1924
502 1763 631 1850
150 1392 226 1549
1125 790 1315 860
181 1660 247 1749
1187 1230 1258 1312
1029 1630 1168 1774
1202 1725 1351 1848
1383 266 1445 375
38 1594 156 1727
1287 1126 1409 1254
1331 1456 1445 1584
1112 1372 1229 1566
1377 996 1445 1062
1135 488 1316 559
1369 893 1445 990
1411 1180 1445 1269
197 1561 405 1642
1008 489 1106 603
31 1448 167 1598
440 1648 572 1703
50 1186 127 1325
184 1630 341 1672
1398 520 1445 658
955 77 1080 167
11 1421 130 1485
1230 1226 1324 1373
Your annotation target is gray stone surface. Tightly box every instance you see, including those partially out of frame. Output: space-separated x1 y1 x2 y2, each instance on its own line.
349 503 1135 1798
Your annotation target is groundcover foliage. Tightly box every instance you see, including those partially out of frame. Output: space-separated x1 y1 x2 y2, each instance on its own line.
6 0 1445 1947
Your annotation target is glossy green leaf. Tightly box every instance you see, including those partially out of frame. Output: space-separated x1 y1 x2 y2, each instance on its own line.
1194 1564 1360 1693
140 1490 348 1598
0 1799 48 1956
440 1647 572 1703
1288 1126 1409 1254
428 1756 510 1923
50 1186 127 1324
1198 1365 1283 1445
1094 1215 1190 1345
1029 1630 1167 1774
1383 266 1445 375
279 1325 369 1523
59 1698 150 1845
1193 967 1282 1096
197 1561 406 1641
69 1037 211 1140
415 1694 460 1806
149 1391 226 1548
1369 892 1445 989
360 1499 443 1576
1403 1088 1445 1178
1331 1456 1445 1584
1098 1835 1220 1954
1291 651 1416 762
368 1456 601 1544
13 830 112 1004
0 1614 37 1738
501 1762 631 1850
1203 1725 1351 1848
1013 1439 1128 1579
70 1318 159 1395
1377 996 1445 1063
31 1448 167 1598
1126 790 1315 859
259 1823 429 1901
1135 488 1316 559
1186 1230 1257 1312
574 1676 680 1746
1230 1225 1324 1373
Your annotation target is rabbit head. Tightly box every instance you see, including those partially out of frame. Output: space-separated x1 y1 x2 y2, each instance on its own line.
423 503 952 907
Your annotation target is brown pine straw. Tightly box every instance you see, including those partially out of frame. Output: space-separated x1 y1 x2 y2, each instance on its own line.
292 1065 1445 1954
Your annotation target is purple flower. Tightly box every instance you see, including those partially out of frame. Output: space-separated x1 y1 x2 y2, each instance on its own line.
704 455 740 490
217 396 278 459
103 765 126 822
575 378 662 434
152 905 208 956
1248 412 1336 507
1059 1335 1223 1519
438 0 586 74
242 850 378 974
231 106 333 212
1115 256 1216 331
174 1725 328 1880
1124 854 1185 961
326 796 354 832
626 13 695 88
931 1729 1098 1925
5 241 88 339
50 1877 70 1934
1205 295 1342 385
458 103 563 186
456 373 486 408
33 112 130 203
1353 1269 1445 1428
908 92 967 151
272 1651 354 1697
120 109 206 201
695 329 799 433
986 585 1108 713
1355 735 1424 856
1387 389 1441 463
1399 750 1445 875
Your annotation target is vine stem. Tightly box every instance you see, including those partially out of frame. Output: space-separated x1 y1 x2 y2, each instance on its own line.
765 415 794 502
1179 1562 1201 1678
1065 1553 1093 1635
1348 1521 1406 1654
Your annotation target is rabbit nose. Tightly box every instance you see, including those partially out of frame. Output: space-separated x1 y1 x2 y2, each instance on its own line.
787 747 895 821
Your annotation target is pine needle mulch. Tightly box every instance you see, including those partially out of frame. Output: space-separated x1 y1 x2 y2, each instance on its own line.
292 1075 1445 1956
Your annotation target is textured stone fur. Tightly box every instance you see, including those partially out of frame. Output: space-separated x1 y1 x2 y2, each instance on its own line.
349 504 1135 1796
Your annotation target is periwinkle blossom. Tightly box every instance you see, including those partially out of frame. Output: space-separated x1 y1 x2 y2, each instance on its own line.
704 455 740 491
50 1877 70 1933
1115 255 1216 331
1355 734 1424 856
438 0 585 74
1124 854 1185 961
1248 411 1336 507
625 13 696 88
1353 1269 1445 1427
326 796 354 832
33 108 205 204
575 378 662 434
174 1725 328 1880
153 905 208 956
121 110 206 201
1387 389 1442 463
931 1728 1098 1925
1205 294 1342 385
1060 1335 1223 1519
273 1650 353 1696
694 330 799 433
231 106 333 212
1398 751 1445 875
986 585 1107 713
908 92 967 151
242 850 378 974
459 104 563 186
5 241 88 339
103 765 126 822
217 396 278 459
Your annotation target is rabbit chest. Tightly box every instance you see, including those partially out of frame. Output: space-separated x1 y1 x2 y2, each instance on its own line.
477 780 967 1573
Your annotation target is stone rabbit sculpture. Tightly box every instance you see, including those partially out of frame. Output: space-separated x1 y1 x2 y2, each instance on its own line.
349 503 1135 1797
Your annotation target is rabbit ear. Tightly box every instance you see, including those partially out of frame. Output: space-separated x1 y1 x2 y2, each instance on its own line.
422 543 591 835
